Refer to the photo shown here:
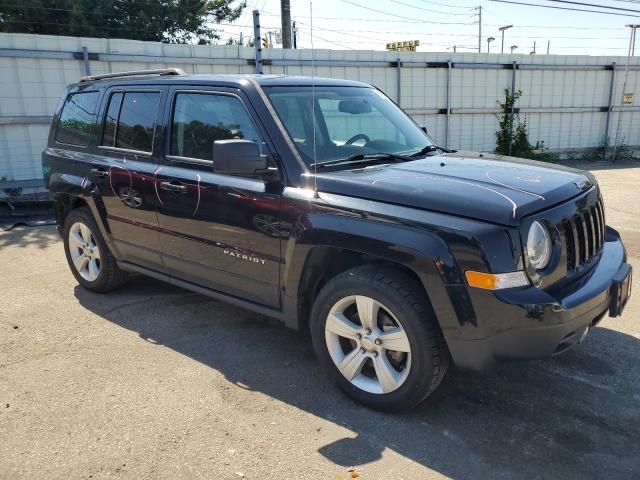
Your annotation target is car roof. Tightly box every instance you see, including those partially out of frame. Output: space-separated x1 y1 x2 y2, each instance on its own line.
73 73 371 89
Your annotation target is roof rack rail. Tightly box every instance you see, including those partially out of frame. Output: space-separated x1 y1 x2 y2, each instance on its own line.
79 68 186 83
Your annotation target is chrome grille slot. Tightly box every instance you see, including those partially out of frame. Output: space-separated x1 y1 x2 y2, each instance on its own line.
562 196 606 272
563 219 577 269
576 214 587 264
584 210 595 258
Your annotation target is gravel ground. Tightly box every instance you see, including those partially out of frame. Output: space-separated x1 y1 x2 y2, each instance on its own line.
1 163 639 480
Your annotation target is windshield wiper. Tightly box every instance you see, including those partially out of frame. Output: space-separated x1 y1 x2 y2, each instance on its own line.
409 144 456 157
309 152 410 169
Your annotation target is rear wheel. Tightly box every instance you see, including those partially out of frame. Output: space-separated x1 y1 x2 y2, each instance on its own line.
311 266 449 411
62 207 128 292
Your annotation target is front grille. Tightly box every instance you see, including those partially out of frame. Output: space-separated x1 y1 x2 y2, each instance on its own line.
562 196 605 271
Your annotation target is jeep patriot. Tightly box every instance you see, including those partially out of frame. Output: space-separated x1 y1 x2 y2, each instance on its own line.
42 69 632 410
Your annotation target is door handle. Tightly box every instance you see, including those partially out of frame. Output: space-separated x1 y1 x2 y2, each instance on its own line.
159 181 188 193
90 168 109 178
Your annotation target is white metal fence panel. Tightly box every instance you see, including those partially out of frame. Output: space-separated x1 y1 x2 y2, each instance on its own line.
1 32 640 190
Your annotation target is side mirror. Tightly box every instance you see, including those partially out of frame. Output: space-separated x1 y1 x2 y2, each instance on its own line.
420 126 428 134
212 139 267 176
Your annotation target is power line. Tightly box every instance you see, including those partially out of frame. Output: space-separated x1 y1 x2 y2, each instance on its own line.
414 0 478 8
294 27 355 49
542 0 640 14
338 0 477 24
489 0 640 17
261 12 473 25
387 0 476 16
260 12 624 29
294 20 626 40
484 22 623 29
294 21 477 40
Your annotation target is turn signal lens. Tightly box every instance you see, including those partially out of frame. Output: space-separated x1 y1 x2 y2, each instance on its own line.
465 270 529 290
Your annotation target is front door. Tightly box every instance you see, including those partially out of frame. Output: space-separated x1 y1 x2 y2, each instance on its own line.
155 88 282 308
93 87 166 270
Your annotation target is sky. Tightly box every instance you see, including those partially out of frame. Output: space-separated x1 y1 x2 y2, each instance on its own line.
213 0 640 56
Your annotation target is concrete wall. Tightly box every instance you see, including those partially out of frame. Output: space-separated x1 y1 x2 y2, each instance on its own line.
2 32 640 187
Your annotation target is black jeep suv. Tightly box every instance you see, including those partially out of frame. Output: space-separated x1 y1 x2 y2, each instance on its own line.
43 69 632 411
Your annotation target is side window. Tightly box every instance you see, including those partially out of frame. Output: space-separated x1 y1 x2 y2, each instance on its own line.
170 93 262 162
55 92 100 146
269 95 306 142
101 91 161 153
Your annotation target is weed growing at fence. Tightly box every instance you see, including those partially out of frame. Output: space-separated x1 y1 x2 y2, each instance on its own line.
596 137 638 162
495 89 547 160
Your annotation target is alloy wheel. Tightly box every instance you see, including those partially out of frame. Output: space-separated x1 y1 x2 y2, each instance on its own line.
325 295 412 394
68 222 101 282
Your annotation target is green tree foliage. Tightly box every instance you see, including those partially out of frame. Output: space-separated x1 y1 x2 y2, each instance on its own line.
0 0 245 44
495 89 545 159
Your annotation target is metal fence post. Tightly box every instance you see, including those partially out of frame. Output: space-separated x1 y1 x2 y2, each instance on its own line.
508 60 517 156
446 59 452 149
396 56 401 106
253 10 263 74
603 62 616 160
81 46 91 76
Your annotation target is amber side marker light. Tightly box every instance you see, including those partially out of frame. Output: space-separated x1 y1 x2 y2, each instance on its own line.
465 270 529 290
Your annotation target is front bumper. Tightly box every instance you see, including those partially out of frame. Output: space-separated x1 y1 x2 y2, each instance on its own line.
447 227 632 370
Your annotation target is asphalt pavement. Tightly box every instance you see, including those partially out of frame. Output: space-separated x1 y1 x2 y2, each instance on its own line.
1 162 639 479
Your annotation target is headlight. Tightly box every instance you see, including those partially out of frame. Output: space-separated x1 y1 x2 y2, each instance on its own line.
527 220 551 270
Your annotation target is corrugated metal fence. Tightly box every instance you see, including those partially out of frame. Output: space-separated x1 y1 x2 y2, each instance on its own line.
2 32 640 191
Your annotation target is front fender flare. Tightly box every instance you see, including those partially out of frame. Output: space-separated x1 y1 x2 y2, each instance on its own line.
282 213 463 344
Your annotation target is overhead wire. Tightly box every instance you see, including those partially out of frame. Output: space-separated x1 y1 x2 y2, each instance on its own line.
387 0 477 16
489 0 640 17
541 0 640 14
338 0 477 23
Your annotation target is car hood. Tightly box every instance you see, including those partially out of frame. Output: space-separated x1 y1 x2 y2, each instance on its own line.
313 152 596 226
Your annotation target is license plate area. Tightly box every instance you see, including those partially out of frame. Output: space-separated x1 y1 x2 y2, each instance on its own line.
609 264 632 317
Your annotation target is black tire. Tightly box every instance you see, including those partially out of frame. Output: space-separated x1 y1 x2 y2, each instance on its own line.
310 265 450 411
62 207 128 292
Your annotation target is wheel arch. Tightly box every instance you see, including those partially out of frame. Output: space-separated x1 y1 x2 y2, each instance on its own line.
54 193 88 227
49 172 112 249
281 218 463 344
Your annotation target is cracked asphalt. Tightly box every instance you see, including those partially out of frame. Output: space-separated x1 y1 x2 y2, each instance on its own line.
1 162 639 480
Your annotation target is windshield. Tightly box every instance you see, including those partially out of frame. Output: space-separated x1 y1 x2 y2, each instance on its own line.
264 86 434 167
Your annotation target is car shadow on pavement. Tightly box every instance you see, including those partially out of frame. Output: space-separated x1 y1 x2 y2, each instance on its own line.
0 224 59 249
74 278 640 480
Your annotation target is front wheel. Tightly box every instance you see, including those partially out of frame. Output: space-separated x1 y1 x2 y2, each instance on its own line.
310 266 449 411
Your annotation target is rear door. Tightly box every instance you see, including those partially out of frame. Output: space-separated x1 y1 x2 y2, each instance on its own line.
155 86 283 307
93 86 166 270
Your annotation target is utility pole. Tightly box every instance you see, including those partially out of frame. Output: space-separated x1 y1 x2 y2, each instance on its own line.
292 21 297 49
487 36 495 53
547 40 550 55
252 10 263 74
530 41 536 55
239 31 243 46
476 6 482 53
268 31 274 49
281 0 292 49
499 25 513 54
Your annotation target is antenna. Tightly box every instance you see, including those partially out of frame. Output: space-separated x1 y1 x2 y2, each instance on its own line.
310 0 319 198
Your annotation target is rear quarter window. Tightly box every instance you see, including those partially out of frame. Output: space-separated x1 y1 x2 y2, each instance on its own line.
55 92 100 146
